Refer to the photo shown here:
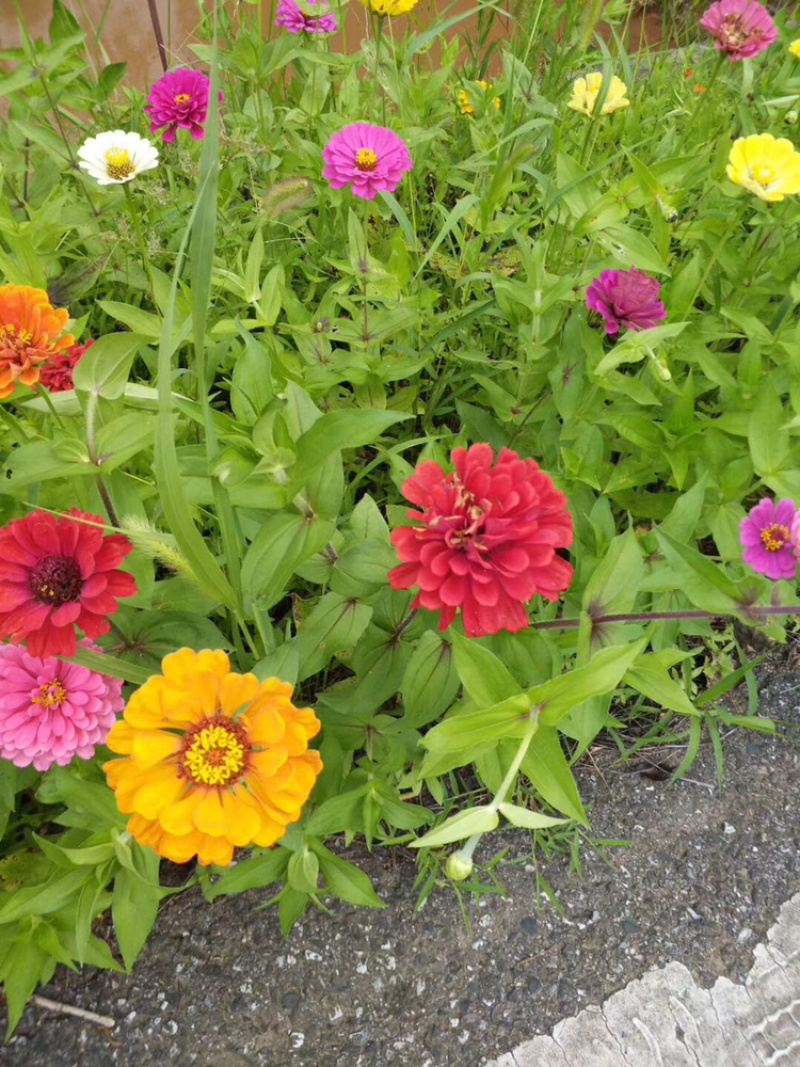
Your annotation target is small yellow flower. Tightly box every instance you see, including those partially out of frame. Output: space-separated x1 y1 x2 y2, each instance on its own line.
356 0 418 14
789 39 800 58
457 80 501 115
727 133 800 202
567 72 629 117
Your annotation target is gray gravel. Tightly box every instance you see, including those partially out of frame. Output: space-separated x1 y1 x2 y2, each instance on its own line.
2 669 799 1067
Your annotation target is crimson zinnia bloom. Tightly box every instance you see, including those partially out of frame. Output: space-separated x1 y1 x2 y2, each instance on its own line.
585 266 666 334
0 510 136 658
38 338 94 392
700 0 777 60
144 68 223 143
389 444 574 638
275 0 337 33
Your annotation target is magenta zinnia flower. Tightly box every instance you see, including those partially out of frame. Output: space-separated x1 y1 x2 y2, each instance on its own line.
275 0 337 33
0 642 123 771
700 0 777 61
0 509 137 658
740 498 797 580
389 444 574 638
585 266 666 334
143 68 223 143
322 123 413 201
38 338 94 393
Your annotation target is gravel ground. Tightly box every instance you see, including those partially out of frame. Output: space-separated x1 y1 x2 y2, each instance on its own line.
2 668 799 1067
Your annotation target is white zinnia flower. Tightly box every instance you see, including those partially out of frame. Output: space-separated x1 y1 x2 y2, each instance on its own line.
77 130 159 185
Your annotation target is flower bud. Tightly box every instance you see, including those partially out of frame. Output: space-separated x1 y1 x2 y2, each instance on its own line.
786 110 798 125
445 851 474 881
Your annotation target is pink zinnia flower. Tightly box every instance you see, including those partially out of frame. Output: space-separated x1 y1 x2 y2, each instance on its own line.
143 68 223 143
322 123 413 200
0 642 123 771
585 266 666 334
389 444 574 638
740 497 797 580
275 0 337 33
791 511 800 559
38 338 94 393
0 509 136 658
700 0 777 61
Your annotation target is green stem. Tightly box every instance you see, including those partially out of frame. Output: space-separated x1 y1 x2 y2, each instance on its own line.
122 185 157 300
531 604 800 632
84 390 120 527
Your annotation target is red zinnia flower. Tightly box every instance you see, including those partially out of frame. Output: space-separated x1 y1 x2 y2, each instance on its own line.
0 510 137 658
388 444 574 638
38 338 94 392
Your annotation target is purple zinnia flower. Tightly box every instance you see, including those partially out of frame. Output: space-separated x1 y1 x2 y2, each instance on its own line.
322 123 413 201
143 68 223 144
275 0 337 33
585 266 666 334
700 0 777 61
740 498 798 580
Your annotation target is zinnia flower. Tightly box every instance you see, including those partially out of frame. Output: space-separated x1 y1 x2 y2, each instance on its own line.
322 123 413 200
77 130 159 185
790 510 800 558
740 498 797 580
790 39 800 59
275 0 337 33
457 80 501 115
355 0 419 14
700 0 777 60
389 444 574 638
0 641 123 771
0 285 75 399
0 509 136 658
585 266 667 334
38 338 94 393
567 73 629 116
104 649 323 867
727 134 800 202
143 68 223 143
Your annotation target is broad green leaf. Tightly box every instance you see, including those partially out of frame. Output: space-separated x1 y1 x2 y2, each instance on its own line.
409 806 499 849
533 639 648 727
497 803 569 830
204 848 289 898
654 528 741 613
401 632 460 728
241 512 335 609
72 333 149 399
452 632 522 707
289 409 411 491
310 841 386 908
521 725 588 825
625 662 699 717
421 694 531 751
581 527 643 617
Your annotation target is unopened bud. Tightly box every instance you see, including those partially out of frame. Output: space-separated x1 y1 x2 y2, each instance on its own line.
786 110 798 125
445 851 474 881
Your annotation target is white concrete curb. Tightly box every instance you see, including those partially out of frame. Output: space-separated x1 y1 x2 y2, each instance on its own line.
484 891 800 1067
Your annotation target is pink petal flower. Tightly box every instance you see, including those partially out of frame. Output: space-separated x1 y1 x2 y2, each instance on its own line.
322 123 413 201
585 267 666 334
740 497 797 580
275 0 337 33
700 0 777 61
143 68 223 143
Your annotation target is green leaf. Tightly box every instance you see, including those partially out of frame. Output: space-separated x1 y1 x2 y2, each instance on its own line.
72 333 149 399
242 513 336 610
421 694 531 751
520 725 588 825
624 660 700 717
749 386 790 479
497 803 569 830
653 528 741 613
205 848 289 899
400 632 460 728
111 866 163 971
310 841 386 908
581 527 643 617
304 788 369 836
0 868 89 925
289 409 411 491
409 806 499 849
278 886 309 936
451 632 522 707
287 850 320 894
533 639 648 727
3 936 48 1037
295 593 373 681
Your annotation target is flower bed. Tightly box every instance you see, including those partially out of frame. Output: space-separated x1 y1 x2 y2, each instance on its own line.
0 0 797 1032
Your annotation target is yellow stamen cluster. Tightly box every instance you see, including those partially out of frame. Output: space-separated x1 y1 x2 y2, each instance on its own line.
355 147 378 171
182 720 247 786
760 523 789 551
32 681 67 707
174 93 191 104
103 147 135 181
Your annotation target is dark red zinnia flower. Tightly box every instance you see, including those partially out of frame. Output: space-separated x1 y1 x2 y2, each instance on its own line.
0 510 137 658
38 338 94 392
388 444 574 638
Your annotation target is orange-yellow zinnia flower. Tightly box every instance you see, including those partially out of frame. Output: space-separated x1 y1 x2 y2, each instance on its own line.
104 648 323 866
0 285 75 399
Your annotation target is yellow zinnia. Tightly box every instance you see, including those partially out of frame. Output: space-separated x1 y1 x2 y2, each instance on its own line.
457 80 501 115
567 72 629 117
356 0 418 14
726 133 800 202
789 39 800 58
104 648 323 867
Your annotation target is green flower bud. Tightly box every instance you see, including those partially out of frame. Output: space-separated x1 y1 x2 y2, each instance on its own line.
445 851 474 881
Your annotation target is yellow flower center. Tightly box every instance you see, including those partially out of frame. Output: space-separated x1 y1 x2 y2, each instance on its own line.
174 93 191 104
104 147 135 181
0 323 33 350
760 523 789 551
32 681 67 707
721 14 746 47
181 717 249 786
751 162 776 186
355 148 378 171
